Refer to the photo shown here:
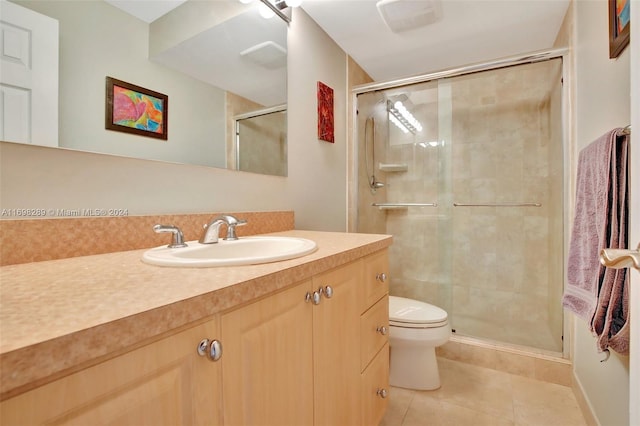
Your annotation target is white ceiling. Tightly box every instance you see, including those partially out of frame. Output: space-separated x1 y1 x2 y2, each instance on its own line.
301 0 570 82
103 0 571 96
104 0 187 23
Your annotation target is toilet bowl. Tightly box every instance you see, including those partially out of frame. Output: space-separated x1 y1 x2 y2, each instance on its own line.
388 295 451 390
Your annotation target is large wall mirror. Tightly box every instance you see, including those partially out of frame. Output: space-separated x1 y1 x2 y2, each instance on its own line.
1 0 288 176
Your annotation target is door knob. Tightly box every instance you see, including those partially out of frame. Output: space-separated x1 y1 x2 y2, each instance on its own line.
600 244 640 271
376 273 387 283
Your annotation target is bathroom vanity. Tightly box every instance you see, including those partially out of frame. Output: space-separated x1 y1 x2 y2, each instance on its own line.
0 230 391 425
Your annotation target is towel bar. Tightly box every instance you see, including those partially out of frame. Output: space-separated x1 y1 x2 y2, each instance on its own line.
453 202 542 207
371 202 438 208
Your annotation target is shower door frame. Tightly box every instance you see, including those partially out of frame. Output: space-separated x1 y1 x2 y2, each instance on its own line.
350 47 572 359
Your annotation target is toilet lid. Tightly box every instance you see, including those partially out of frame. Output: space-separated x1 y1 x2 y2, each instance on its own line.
389 296 448 325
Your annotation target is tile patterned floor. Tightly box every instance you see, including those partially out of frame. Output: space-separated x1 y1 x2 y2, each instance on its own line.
380 358 587 426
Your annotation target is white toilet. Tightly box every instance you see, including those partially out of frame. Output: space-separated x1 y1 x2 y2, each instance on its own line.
388 295 451 390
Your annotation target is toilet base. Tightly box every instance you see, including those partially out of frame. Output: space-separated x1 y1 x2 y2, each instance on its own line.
389 346 441 391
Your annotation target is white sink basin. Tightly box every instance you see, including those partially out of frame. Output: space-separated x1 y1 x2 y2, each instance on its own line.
142 236 317 267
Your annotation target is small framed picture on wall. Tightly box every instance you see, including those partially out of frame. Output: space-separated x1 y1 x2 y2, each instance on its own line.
609 0 630 58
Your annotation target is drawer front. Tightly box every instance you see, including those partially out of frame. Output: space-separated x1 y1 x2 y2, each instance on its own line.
361 250 389 314
361 344 389 426
360 295 389 372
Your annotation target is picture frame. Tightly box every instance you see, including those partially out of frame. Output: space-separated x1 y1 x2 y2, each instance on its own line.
105 77 168 140
317 81 335 143
609 0 630 58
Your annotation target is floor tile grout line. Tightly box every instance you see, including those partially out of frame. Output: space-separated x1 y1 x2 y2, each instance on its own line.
399 389 416 426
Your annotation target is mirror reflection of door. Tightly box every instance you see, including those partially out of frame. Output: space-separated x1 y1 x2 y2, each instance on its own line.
0 1 58 147
235 106 287 177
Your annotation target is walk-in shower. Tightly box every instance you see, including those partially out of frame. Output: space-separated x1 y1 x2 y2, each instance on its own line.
354 52 566 354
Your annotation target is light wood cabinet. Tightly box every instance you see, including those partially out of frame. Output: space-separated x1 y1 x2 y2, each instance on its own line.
221 249 390 426
312 260 363 426
1 249 390 426
0 318 222 426
221 280 314 426
362 249 390 313
361 344 390 426
360 253 390 426
360 295 389 372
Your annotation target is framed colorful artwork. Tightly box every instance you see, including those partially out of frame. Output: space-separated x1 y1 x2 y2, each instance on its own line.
609 0 630 58
105 77 168 140
317 81 334 143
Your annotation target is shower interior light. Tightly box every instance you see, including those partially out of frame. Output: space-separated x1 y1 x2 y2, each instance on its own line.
418 141 441 148
389 112 409 133
388 100 422 133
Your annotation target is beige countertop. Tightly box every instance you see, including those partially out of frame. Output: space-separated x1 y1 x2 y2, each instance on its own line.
0 230 391 399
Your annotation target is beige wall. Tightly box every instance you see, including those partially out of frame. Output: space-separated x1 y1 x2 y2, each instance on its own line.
12 0 228 168
284 8 348 231
572 0 630 425
0 7 349 232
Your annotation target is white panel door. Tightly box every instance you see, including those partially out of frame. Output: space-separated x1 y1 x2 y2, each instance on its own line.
0 0 58 147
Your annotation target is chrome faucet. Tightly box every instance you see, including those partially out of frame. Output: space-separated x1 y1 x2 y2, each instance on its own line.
199 214 247 244
153 224 188 248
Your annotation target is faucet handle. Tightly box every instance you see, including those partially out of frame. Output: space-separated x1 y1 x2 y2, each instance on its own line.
223 216 247 241
153 224 188 248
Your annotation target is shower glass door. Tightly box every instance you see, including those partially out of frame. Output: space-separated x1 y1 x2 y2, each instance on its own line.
356 58 564 353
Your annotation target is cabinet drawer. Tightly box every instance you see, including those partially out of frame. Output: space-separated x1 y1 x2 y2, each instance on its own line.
360 295 389 372
361 344 389 426
361 250 389 313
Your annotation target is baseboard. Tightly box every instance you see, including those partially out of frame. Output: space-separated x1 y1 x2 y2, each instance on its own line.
571 371 600 426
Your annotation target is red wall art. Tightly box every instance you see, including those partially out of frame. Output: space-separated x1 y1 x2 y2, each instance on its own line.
317 81 334 143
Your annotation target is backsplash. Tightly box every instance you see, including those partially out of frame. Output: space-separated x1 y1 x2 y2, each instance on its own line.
0 211 294 266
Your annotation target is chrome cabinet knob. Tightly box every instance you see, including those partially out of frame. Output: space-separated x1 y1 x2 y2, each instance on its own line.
376 273 387 283
197 338 223 361
376 388 388 398
312 291 322 305
323 285 334 298
376 326 388 335
305 292 312 303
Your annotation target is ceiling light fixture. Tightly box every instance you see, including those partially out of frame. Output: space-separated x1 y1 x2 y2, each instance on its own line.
387 100 422 134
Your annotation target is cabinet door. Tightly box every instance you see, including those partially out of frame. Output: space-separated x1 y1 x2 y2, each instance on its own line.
361 344 390 426
361 250 389 314
0 318 222 426
313 261 363 426
360 295 389 372
221 280 314 426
